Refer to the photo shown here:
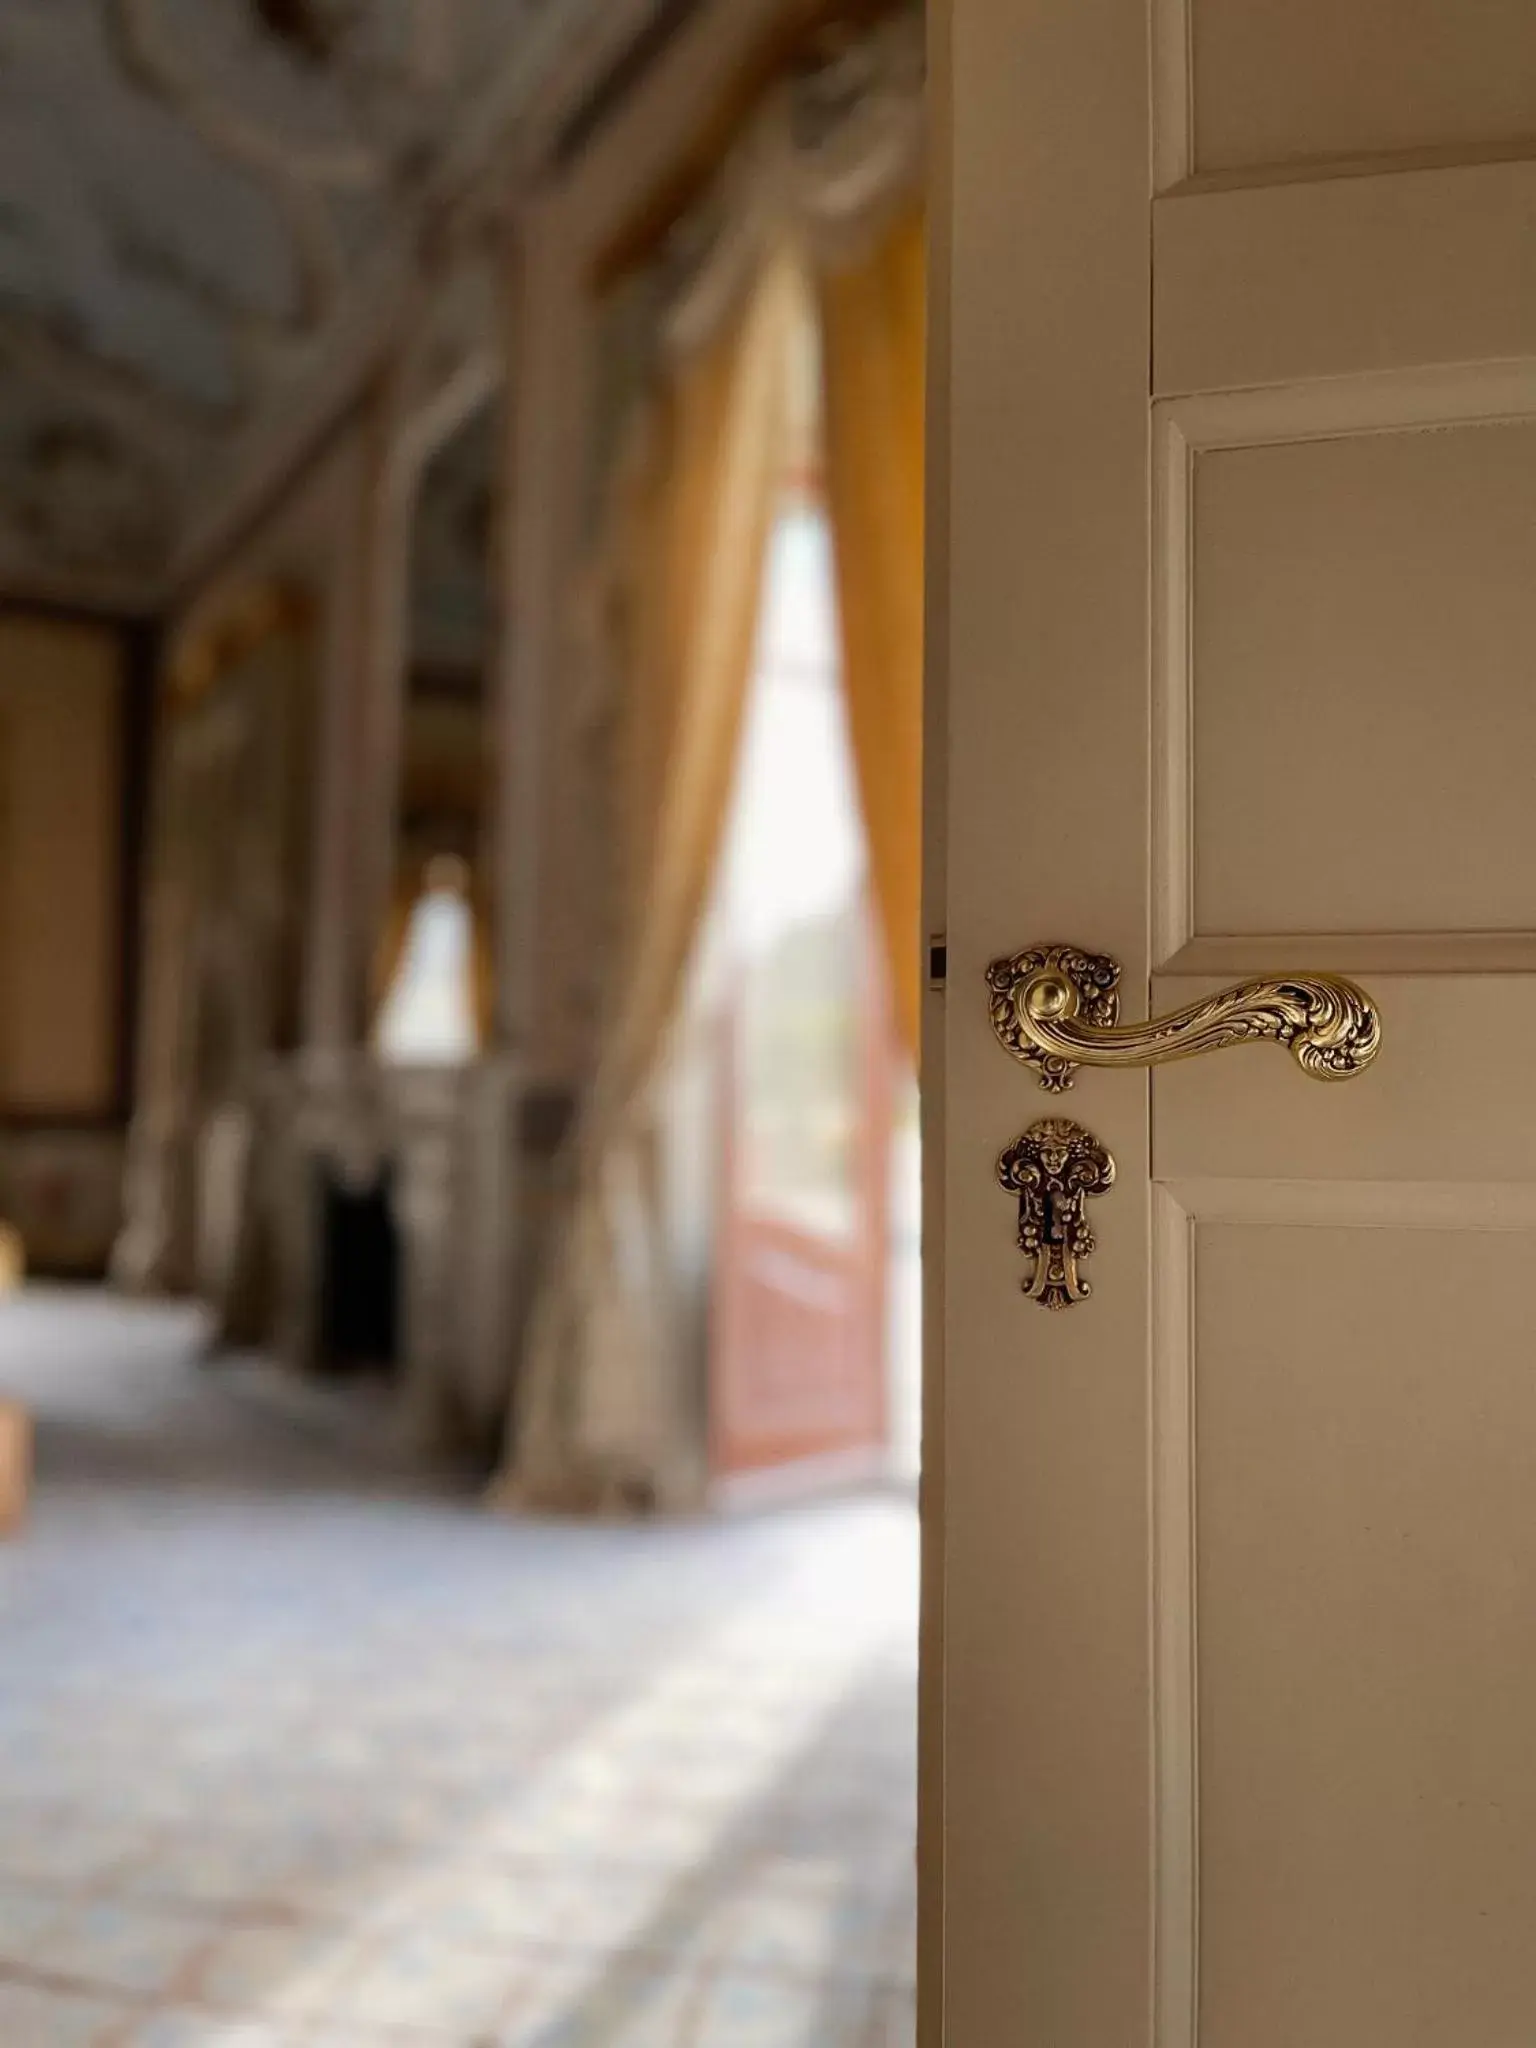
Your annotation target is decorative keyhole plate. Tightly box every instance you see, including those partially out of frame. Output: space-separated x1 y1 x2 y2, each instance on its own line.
998 1117 1116 1310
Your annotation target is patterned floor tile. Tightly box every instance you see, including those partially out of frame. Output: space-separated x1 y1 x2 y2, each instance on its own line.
116 2017 300 2047
0 1979 126 2046
492 1949 677 2047
31 1900 213 1999
308 1932 520 2033
865 1985 920 2048
683 1857 879 1980
185 1922 356 2020
0 1293 918 2048
0 1820 146 1892
0 1880 72 1966
655 1970 825 2048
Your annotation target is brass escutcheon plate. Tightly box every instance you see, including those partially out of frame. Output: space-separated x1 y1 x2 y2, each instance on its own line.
998 1117 1116 1310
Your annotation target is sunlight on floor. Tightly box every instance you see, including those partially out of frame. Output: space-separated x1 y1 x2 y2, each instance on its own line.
0 1293 916 2046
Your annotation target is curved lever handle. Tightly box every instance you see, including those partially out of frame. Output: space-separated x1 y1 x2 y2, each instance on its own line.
988 944 1381 1094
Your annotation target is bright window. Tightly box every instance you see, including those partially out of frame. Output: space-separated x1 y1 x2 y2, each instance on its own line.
715 493 866 1240
374 861 479 1065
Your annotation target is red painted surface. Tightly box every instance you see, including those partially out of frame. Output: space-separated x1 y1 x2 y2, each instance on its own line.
709 907 894 1480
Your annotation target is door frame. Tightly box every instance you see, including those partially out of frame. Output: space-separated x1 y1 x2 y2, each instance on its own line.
920 0 1155 2038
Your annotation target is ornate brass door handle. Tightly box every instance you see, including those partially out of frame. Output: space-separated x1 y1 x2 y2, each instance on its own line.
988 944 1381 1093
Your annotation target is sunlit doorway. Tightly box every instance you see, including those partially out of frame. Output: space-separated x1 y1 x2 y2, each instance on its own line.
692 454 919 1504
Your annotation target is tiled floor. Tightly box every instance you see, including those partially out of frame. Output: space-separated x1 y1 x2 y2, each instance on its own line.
0 1292 916 2047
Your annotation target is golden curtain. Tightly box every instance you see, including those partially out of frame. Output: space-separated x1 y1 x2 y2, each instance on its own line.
502 248 801 1511
818 205 926 1058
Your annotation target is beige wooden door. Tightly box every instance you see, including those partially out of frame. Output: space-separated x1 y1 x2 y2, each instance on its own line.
925 3 1536 2044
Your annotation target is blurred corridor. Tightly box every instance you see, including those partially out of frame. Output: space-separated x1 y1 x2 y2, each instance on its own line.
0 7 925 2038
0 1293 916 2047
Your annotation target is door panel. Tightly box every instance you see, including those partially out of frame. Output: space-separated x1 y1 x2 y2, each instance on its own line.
1151 368 1536 966
1154 978 1536 1184
1191 1219 1536 2048
1153 166 1536 393
1188 0 1536 172
931 1 1536 2042
1190 421 1536 938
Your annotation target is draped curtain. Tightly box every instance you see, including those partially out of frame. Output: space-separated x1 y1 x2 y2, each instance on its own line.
820 204 925 1056
498 9 924 1511
500 251 802 1511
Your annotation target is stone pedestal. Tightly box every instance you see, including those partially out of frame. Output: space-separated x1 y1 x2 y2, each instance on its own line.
264 1049 528 1461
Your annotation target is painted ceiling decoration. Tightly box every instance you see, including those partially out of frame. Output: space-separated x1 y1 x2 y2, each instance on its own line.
251 1 359 66
0 0 602 605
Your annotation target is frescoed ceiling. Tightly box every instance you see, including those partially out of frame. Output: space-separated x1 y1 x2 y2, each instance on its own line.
0 0 597 605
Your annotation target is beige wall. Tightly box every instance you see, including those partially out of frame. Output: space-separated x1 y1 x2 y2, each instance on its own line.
0 614 124 1118
0 611 134 1274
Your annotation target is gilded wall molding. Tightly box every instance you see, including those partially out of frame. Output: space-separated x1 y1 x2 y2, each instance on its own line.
165 578 315 709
